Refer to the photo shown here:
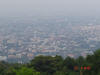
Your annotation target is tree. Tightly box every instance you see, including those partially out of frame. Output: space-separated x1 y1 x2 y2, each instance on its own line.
63 57 76 71
0 61 9 75
5 67 16 75
53 71 68 75
30 55 63 75
92 49 100 74
15 67 40 75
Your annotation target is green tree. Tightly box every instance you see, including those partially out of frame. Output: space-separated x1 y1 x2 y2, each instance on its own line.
30 55 63 75
93 49 100 74
63 57 76 71
0 61 8 75
15 67 40 75
5 67 16 75
53 71 68 75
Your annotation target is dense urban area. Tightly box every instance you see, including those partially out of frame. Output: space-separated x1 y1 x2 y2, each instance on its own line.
0 16 100 63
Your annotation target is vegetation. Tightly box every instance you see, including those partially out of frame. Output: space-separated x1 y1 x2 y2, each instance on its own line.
0 49 100 75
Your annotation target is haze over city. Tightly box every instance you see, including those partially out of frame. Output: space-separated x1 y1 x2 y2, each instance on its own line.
0 0 100 17
0 0 100 63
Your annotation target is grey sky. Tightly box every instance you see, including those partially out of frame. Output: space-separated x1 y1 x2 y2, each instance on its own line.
0 0 100 17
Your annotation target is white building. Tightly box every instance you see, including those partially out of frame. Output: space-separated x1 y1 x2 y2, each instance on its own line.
0 56 7 61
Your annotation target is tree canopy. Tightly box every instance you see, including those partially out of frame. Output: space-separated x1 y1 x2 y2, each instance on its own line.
0 49 100 75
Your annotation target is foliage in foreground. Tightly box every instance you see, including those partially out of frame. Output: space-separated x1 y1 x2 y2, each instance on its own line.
0 49 100 75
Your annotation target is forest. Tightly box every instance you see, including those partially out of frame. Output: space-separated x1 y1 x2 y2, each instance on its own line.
0 49 100 75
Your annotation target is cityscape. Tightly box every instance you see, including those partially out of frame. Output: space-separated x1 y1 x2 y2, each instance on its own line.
0 16 100 63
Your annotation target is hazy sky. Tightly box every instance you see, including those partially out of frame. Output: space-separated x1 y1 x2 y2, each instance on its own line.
0 0 100 17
